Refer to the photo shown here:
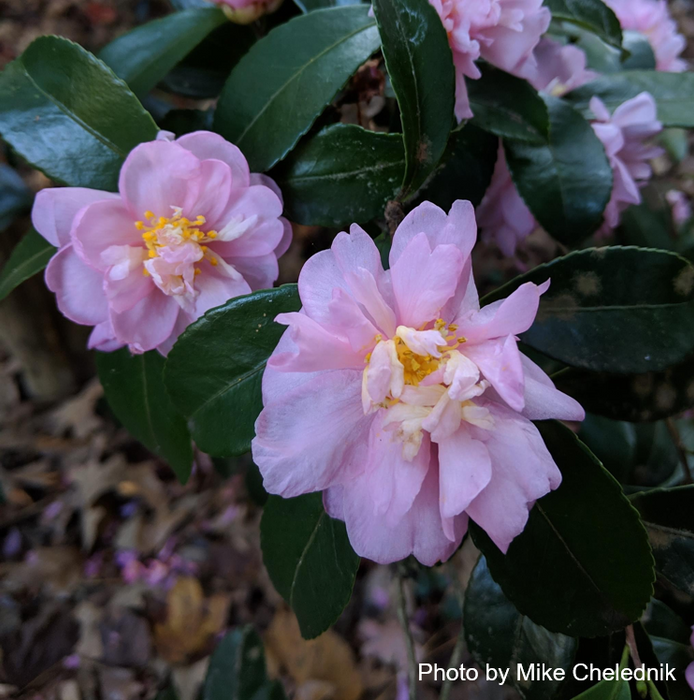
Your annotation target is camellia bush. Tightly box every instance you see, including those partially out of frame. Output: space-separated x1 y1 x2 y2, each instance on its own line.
2 0 694 697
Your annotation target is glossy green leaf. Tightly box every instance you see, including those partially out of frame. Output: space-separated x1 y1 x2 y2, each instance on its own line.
0 229 55 302
415 124 498 210
213 6 380 172
165 286 301 457
0 36 158 190
465 555 578 700
470 421 655 638
0 165 32 231
570 647 631 700
171 0 211 8
630 486 694 596
204 626 286 700
545 0 622 49
504 95 612 243
159 109 214 137
484 247 694 374
272 124 405 226
294 0 362 11
644 600 692 645
372 0 455 198
566 71 694 128
99 8 227 97
555 353 694 423
261 493 360 639
467 67 549 144
573 27 655 74
96 348 193 483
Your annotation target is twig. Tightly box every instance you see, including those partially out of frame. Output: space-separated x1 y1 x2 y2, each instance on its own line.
625 625 642 668
395 568 417 700
665 418 693 484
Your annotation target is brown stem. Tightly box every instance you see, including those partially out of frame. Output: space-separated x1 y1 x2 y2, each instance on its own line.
385 200 405 237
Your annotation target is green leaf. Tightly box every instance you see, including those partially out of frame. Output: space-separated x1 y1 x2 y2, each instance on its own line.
171 0 211 8
0 36 158 190
99 8 227 97
465 555 578 700
467 67 549 144
630 486 694 596
372 0 455 198
165 286 301 458
261 493 360 639
470 421 655 638
484 247 694 374
555 353 694 423
566 71 694 128
504 95 612 243
294 0 362 11
545 0 622 49
96 348 193 483
570 647 631 700
414 124 498 210
204 627 286 700
213 6 380 172
0 229 55 302
159 108 214 137
644 600 692 645
272 124 405 226
0 165 32 231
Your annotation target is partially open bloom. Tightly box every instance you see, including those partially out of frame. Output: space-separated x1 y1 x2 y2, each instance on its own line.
590 92 663 236
215 0 284 24
477 39 596 256
33 131 291 355
253 201 584 565
603 0 686 72
477 145 538 256
430 0 551 121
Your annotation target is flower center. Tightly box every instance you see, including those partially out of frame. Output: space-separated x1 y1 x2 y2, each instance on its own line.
135 208 219 274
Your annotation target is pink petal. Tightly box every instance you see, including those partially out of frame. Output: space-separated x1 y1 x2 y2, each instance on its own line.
464 336 525 412
88 320 123 352
330 464 467 565
438 429 492 530
192 268 252 319
176 131 250 189
466 404 561 553
269 311 364 372
71 199 142 271
456 281 548 342
390 200 477 267
119 140 202 220
252 369 373 497
327 288 380 351
686 662 694 692
390 232 463 327
187 159 233 230
332 225 384 282
231 253 279 291
276 218 293 258
104 266 153 314
111 289 180 352
343 267 397 338
45 245 108 325
520 355 585 421
32 188 118 248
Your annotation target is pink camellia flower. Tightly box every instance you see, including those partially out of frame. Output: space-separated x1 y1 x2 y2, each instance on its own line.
32 131 291 355
477 39 596 256
603 0 686 72
252 201 584 565
429 0 551 121
214 0 284 24
590 92 663 236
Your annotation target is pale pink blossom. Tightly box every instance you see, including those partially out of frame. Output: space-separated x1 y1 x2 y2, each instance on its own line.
590 92 663 236
477 39 596 256
603 0 686 72
252 201 584 565
215 0 284 24
666 190 692 226
477 144 537 256
529 38 598 95
33 131 291 355
429 0 551 121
